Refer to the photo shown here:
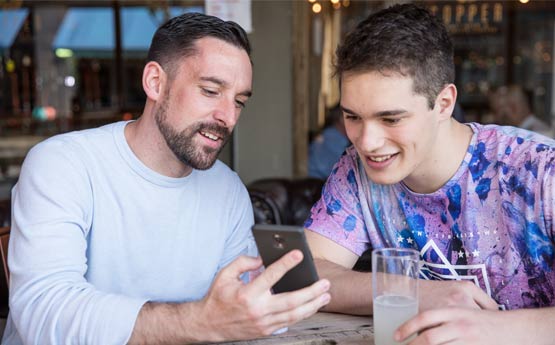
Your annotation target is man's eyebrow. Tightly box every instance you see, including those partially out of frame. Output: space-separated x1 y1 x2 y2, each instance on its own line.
200 76 227 87
200 76 252 98
374 109 407 116
239 89 252 98
340 105 407 117
340 105 357 116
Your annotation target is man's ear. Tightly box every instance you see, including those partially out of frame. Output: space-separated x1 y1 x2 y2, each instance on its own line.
435 84 457 120
142 61 166 101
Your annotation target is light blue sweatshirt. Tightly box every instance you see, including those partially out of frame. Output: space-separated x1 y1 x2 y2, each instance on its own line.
3 121 255 344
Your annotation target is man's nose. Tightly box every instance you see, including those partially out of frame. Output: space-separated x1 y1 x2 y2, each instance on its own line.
213 98 239 128
357 123 385 151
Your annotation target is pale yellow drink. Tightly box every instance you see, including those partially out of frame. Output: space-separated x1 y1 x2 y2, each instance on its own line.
373 294 418 345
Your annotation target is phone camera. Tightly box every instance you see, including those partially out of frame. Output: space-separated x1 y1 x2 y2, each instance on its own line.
273 234 285 249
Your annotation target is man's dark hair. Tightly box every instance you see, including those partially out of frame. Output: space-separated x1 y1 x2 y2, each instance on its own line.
335 4 454 109
147 12 251 78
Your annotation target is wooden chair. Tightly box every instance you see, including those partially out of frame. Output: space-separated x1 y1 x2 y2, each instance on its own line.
0 226 9 318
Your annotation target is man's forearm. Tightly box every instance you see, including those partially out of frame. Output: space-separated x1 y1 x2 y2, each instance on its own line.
315 258 373 315
128 301 204 345
512 306 555 345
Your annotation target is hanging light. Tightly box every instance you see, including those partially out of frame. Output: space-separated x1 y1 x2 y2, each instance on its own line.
312 3 322 13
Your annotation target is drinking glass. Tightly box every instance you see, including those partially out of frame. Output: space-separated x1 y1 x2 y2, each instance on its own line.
372 248 419 345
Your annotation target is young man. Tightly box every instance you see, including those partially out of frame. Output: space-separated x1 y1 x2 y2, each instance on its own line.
305 4 555 344
4 13 330 344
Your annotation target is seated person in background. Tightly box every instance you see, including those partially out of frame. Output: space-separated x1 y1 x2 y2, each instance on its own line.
490 84 555 137
305 4 555 344
4 13 330 345
308 105 350 179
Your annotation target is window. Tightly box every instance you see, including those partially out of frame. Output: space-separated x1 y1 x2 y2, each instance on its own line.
0 2 203 135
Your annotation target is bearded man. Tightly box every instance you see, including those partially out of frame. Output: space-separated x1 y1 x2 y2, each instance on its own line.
4 13 330 345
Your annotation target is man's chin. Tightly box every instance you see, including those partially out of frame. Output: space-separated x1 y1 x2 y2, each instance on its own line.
192 160 218 170
186 151 221 170
364 170 403 186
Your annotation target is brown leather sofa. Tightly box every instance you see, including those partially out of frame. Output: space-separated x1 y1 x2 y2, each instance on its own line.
247 177 371 272
0 200 9 228
247 177 325 226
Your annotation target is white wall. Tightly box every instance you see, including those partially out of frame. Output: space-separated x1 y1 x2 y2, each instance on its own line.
235 1 293 185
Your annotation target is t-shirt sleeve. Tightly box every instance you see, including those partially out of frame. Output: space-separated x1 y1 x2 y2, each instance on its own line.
8 139 147 345
304 150 371 256
217 175 256 278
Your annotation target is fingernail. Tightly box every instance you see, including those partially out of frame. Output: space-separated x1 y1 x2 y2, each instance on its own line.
321 279 330 290
291 250 303 260
322 293 331 304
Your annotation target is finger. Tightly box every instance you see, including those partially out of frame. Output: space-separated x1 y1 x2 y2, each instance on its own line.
220 255 263 280
267 279 331 313
248 250 304 294
264 291 331 330
443 282 497 310
470 287 499 310
404 321 459 345
395 309 451 343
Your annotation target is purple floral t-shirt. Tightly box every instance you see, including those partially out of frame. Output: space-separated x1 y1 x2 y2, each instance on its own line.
305 123 555 310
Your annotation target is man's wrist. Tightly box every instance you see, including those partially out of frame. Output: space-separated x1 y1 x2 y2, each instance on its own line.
176 300 212 343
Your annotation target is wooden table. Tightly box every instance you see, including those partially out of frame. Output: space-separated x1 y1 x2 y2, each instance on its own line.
215 312 374 344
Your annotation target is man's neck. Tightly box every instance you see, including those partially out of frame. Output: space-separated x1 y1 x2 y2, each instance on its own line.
125 114 193 178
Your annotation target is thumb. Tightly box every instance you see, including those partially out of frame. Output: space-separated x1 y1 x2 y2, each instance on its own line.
220 255 263 280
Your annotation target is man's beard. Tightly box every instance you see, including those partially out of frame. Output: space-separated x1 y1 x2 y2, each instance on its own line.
155 98 231 170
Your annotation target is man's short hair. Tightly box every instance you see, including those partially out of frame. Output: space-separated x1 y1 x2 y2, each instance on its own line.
147 12 251 77
335 4 454 109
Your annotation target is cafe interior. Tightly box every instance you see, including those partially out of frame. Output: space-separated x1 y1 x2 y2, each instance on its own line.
0 0 555 338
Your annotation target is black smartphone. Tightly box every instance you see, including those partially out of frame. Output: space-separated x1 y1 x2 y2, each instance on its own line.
252 224 319 294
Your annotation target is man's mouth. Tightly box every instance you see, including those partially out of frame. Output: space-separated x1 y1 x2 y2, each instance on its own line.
368 154 396 162
199 130 221 141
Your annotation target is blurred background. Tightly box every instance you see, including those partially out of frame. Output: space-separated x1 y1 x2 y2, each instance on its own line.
1 0 555 204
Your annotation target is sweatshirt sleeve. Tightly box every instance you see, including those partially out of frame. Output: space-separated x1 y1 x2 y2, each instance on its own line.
7 139 147 345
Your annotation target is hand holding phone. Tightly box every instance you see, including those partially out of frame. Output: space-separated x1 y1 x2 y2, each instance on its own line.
252 224 319 294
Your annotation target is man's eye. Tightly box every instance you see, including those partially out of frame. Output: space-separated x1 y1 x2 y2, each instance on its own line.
235 100 246 109
345 115 360 121
202 88 218 96
383 118 401 124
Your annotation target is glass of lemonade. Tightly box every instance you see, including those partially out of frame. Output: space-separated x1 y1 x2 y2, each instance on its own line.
372 248 419 345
